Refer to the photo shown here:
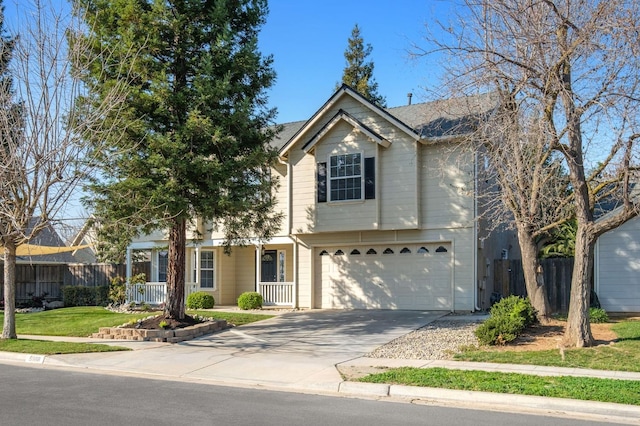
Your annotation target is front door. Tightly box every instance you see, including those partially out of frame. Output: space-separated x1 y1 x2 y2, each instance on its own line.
261 250 277 282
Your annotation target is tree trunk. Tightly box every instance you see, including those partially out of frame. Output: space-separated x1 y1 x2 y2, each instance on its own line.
2 243 17 339
516 224 552 324
563 225 595 347
164 218 186 319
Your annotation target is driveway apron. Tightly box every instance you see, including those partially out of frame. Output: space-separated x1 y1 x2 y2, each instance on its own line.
49 310 445 390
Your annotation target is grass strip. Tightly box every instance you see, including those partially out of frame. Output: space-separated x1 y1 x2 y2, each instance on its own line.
0 338 129 355
359 367 640 405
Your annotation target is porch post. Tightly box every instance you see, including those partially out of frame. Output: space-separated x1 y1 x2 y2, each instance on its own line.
194 246 200 287
255 244 262 293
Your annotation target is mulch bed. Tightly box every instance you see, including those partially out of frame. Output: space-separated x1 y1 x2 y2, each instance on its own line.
123 314 203 330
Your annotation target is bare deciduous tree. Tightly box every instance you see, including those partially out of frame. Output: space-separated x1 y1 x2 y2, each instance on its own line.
0 0 129 338
417 0 640 346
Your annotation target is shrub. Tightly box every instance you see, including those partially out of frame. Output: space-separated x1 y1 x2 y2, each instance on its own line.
475 295 536 346
237 292 263 310
589 307 609 323
108 276 127 305
109 273 147 306
63 285 109 307
186 291 215 309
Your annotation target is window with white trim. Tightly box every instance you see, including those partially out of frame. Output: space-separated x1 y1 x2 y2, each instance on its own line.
196 250 215 288
278 250 286 282
330 153 362 201
158 251 168 282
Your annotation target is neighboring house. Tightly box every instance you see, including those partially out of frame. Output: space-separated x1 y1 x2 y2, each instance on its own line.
595 213 640 312
69 217 99 264
127 85 514 311
0 220 78 302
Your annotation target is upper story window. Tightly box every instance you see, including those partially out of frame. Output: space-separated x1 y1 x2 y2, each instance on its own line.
330 153 362 201
317 154 375 203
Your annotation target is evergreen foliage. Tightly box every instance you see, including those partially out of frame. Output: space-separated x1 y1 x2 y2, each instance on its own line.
475 296 536 345
73 0 282 318
337 24 386 107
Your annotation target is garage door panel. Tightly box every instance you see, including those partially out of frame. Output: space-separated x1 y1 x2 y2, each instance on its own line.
315 243 452 310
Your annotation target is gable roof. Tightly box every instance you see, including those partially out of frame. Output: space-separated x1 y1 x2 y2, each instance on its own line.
277 84 419 157
272 85 497 155
3 219 79 264
301 109 391 153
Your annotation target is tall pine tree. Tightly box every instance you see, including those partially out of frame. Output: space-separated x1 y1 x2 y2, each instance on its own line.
337 24 386 107
73 0 282 319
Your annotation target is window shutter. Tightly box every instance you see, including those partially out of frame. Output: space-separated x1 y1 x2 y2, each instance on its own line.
317 162 327 203
364 157 375 200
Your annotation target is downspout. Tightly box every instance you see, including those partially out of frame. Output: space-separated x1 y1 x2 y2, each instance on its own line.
473 151 481 312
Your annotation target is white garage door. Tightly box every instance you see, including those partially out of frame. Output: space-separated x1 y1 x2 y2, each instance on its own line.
314 243 452 310
598 217 640 312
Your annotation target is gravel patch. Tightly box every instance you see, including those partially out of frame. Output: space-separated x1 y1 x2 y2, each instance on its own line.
367 319 482 360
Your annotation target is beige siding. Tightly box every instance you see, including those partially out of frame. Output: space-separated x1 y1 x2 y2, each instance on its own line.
272 162 289 235
289 95 424 235
314 121 378 232
421 144 474 229
379 134 418 229
234 246 256 298
297 243 313 308
290 145 316 234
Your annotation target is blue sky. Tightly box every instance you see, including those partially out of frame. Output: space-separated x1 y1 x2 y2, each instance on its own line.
260 0 451 123
4 0 450 123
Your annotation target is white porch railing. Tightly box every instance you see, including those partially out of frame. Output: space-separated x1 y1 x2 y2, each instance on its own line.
259 282 294 306
125 281 293 307
126 282 198 305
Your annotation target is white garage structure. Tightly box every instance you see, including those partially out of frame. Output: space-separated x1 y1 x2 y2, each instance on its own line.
595 215 640 312
314 243 453 310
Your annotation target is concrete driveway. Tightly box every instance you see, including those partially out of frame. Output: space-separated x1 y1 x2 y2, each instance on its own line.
45 310 445 391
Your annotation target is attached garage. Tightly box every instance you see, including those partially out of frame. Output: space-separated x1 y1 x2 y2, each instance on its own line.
314 243 452 310
596 216 640 312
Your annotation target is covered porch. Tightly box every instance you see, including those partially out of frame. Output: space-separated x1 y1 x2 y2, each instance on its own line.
125 239 297 307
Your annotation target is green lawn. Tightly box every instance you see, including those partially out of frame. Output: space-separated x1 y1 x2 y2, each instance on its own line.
0 306 273 355
359 318 640 406
0 339 128 355
359 367 640 406
454 320 640 372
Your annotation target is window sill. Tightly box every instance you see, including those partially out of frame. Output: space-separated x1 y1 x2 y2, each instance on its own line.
326 199 366 206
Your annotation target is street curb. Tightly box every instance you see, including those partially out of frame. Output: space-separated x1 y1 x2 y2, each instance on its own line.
339 381 640 421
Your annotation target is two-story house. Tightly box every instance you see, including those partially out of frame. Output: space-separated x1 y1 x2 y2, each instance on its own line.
126 85 513 311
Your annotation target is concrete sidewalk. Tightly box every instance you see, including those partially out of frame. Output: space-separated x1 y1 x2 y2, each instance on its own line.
1 311 639 424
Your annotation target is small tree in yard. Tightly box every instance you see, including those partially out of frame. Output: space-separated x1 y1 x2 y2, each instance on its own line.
417 0 640 346
1 0 129 339
74 0 282 320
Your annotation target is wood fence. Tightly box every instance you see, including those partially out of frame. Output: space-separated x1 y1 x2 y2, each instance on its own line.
494 258 575 313
0 262 150 302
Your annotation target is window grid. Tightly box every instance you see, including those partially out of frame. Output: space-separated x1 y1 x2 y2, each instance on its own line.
199 251 215 288
329 153 362 201
158 251 168 282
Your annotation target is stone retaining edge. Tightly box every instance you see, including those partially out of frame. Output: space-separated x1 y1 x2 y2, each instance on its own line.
91 319 228 343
